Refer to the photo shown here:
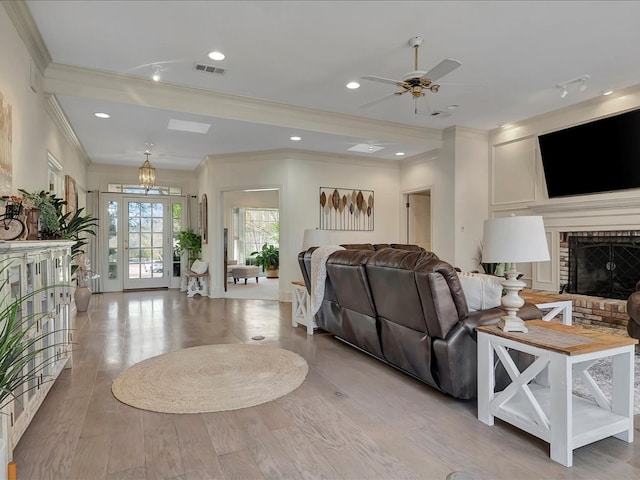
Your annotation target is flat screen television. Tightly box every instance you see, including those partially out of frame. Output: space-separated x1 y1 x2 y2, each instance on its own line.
538 108 640 198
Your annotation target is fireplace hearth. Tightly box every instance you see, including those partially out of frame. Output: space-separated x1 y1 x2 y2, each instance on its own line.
567 235 640 300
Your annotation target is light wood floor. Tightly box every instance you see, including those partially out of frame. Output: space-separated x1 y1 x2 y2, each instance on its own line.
13 289 640 480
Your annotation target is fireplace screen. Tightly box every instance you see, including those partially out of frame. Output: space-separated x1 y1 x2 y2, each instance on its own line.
568 236 640 300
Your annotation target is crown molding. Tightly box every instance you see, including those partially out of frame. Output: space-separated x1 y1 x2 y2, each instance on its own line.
2 0 51 75
43 62 442 149
203 148 400 170
45 95 90 164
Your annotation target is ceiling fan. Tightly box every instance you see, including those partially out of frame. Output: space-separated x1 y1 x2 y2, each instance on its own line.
360 36 462 114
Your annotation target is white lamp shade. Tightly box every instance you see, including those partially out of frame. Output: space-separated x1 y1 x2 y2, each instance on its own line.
481 215 550 263
301 229 330 251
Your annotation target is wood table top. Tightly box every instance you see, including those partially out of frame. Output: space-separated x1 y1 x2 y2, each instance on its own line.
520 290 566 304
476 320 638 355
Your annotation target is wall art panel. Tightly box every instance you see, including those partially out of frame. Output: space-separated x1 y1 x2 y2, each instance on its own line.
319 187 374 231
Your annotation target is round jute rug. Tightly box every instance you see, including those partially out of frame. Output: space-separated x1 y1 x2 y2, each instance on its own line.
111 343 308 414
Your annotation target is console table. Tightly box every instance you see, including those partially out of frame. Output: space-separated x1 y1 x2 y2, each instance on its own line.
0 241 74 460
477 320 637 467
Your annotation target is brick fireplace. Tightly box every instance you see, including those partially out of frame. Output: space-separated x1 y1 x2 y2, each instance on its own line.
559 230 640 299
546 230 640 331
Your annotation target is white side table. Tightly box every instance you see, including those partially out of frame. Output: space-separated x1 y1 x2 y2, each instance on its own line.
477 320 637 467
536 300 573 325
292 280 316 335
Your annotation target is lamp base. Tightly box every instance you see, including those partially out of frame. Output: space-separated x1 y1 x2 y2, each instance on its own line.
498 316 528 333
498 264 528 333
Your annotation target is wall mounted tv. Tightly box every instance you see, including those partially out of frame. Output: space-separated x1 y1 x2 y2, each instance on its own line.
538 108 640 198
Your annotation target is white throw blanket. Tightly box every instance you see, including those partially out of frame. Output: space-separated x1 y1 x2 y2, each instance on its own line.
310 245 345 315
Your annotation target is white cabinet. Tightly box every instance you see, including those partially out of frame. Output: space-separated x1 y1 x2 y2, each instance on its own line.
0 241 73 460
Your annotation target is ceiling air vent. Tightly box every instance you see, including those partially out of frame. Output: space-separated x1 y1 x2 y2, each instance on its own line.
194 63 226 75
430 110 452 119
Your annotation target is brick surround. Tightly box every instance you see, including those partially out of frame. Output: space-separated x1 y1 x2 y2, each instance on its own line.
550 229 640 332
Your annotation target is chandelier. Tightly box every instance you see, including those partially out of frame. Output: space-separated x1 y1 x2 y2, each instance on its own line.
138 150 156 192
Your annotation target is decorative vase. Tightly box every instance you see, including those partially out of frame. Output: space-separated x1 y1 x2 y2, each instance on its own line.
74 286 92 312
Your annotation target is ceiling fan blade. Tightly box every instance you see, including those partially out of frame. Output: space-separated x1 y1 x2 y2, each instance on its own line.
359 92 403 109
422 58 462 82
361 75 407 87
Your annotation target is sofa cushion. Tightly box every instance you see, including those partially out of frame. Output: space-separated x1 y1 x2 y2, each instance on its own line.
457 272 503 311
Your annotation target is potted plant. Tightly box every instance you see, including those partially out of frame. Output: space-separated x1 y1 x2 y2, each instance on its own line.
18 190 99 273
176 228 202 269
250 243 279 278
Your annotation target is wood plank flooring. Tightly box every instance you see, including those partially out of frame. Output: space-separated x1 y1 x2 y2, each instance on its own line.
13 289 640 480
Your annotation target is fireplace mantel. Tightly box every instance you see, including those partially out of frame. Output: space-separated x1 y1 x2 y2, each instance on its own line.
529 194 640 232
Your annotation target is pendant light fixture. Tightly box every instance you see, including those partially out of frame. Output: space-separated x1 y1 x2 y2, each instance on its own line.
139 146 156 192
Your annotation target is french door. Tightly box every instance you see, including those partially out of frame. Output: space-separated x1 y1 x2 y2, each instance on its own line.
123 197 170 289
102 194 182 292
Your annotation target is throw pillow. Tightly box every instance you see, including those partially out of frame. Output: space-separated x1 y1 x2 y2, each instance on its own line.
457 272 503 311
190 259 208 274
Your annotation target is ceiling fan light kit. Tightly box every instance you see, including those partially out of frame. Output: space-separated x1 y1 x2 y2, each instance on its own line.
360 36 462 114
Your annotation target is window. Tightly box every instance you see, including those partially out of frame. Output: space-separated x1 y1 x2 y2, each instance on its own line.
245 208 279 254
232 207 279 263
107 184 182 195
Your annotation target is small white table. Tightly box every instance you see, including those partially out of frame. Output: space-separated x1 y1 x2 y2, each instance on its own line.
521 291 573 325
291 281 316 335
477 320 637 467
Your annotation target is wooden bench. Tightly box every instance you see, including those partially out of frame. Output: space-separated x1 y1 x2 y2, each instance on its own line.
182 270 209 297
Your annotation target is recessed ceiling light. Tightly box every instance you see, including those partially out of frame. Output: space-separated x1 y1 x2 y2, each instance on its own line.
395 152 405 156
94 112 110 119
446 104 458 110
290 136 302 141
602 89 614 96
346 81 360 89
208 51 225 61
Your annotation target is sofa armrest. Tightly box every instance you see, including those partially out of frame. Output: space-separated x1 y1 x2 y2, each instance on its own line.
461 302 542 340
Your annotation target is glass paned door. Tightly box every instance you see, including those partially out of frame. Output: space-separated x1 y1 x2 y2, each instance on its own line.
123 198 170 289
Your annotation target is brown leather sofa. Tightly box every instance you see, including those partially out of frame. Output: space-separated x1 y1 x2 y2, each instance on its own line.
298 244 542 399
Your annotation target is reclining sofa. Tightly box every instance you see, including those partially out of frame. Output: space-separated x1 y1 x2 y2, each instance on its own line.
298 243 542 400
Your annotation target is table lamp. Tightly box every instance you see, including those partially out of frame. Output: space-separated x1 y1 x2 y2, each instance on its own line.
481 215 550 332
301 228 330 251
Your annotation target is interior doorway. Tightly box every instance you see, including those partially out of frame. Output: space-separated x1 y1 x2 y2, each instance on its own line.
222 188 280 300
406 190 432 251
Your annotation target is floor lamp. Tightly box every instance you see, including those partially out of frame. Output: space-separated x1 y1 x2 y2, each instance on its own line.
481 215 550 333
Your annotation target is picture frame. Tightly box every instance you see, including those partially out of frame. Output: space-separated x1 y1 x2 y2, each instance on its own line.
201 194 208 244
64 174 78 216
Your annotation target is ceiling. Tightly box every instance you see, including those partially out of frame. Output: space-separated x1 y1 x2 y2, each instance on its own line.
21 0 640 171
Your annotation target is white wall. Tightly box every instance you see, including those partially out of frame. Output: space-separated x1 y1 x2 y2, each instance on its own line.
0 7 86 200
201 150 401 301
453 127 490 272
